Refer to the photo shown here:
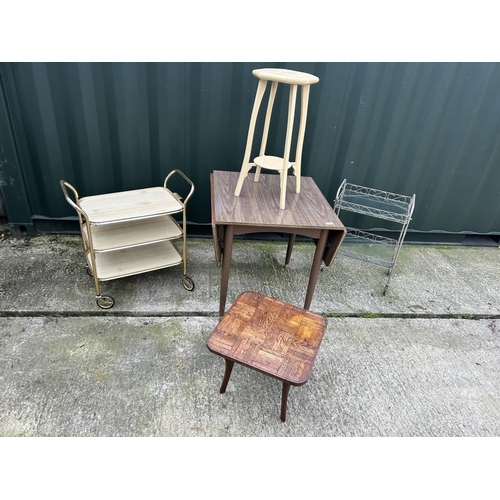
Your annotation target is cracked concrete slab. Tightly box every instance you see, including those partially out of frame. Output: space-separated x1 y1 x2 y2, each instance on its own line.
0 222 499 438
1 315 499 437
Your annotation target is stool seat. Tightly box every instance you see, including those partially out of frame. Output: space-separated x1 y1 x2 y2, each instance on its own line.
252 68 319 85
206 291 328 422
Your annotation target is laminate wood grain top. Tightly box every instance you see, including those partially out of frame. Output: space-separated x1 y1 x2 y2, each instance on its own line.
207 291 327 385
211 170 344 230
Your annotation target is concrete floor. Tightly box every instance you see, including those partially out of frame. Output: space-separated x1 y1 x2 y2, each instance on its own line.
1 222 499 437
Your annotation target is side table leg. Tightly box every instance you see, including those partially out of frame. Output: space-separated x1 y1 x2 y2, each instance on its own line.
304 229 328 310
219 225 234 316
281 382 292 422
220 359 234 394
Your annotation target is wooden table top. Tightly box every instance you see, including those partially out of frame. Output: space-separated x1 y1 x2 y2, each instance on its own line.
211 170 344 230
206 291 328 386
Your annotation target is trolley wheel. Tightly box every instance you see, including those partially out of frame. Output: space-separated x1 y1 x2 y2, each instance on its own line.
383 284 389 296
96 294 115 309
182 275 195 291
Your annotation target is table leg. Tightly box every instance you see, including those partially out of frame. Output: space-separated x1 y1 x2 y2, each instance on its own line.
219 224 234 316
285 234 296 268
212 223 223 266
220 358 234 394
303 229 328 310
281 381 292 422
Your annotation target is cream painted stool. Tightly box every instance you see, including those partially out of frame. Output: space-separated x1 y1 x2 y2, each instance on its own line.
234 68 319 210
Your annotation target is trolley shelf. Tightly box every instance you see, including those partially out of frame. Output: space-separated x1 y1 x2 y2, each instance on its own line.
86 240 182 281
82 216 182 252
79 187 183 224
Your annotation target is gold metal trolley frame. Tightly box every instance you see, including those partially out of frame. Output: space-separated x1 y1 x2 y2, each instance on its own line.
60 169 195 309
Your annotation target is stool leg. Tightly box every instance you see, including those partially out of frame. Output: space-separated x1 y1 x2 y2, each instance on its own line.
280 84 297 209
235 79 267 197
255 81 278 183
293 84 311 194
220 358 234 394
281 381 292 422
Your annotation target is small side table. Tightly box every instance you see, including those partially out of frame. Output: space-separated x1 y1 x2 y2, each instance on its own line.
206 291 328 422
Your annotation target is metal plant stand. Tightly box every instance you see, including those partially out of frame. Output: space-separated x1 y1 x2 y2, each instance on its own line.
60 169 195 309
334 179 415 295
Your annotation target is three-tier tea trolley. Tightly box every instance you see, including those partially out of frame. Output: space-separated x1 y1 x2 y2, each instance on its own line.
60 169 195 309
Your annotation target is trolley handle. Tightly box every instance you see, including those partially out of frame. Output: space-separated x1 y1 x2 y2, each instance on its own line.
60 180 86 217
164 169 195 206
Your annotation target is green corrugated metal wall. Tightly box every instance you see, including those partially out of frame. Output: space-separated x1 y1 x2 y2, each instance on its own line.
1 62 500 238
